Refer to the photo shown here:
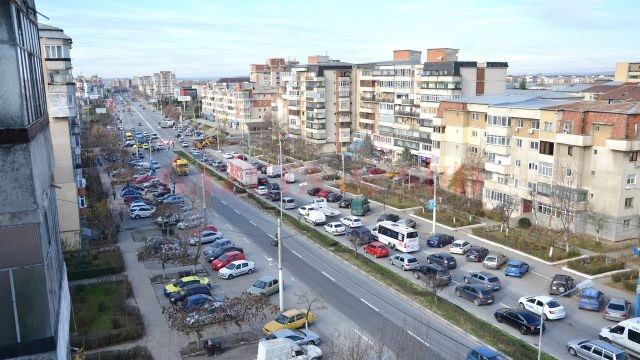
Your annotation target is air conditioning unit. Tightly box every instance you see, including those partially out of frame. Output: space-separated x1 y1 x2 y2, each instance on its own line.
528 129 535 134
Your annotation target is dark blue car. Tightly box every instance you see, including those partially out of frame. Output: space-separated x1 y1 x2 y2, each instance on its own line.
120 188 142 197
504 260 529 278
467 346 506 360
426 233 454 248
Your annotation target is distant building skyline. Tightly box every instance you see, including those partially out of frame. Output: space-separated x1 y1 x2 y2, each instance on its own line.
37 0 640 78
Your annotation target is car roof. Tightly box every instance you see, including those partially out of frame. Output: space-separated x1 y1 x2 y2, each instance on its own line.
466 284 492 290
370 241 385 246
257 275 276 282
582 288 602 297
475 271 496 277
526 295 553 302
452 239 467 243
507 259 523 265
608 297 628 305
282 309 305 316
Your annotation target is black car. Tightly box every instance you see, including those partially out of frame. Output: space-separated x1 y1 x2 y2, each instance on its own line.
267 182 280 192
257 176 269 186
266 190 281 202
122 184 144 192
347 227 375 246
549 274 575 295
426 253 457 269
466 246 489 262
218 164 227 172
307 187 323 196
153 189 172 198
169 284 211 305
338 198 352 208
411 264 452 286
494 308 545 335
326 192 342 202
204 245 244 263
455 284 495 306
377 213 400 223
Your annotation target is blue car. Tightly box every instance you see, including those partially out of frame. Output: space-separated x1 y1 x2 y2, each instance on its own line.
467 346 506 360
578 288 606 311
120 188 142 197
504 260 529 278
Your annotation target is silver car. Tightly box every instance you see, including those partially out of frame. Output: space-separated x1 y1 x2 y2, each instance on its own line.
604 298 631 322
566 339 629 360
247 275 279 296
463 271 502 291
389 254 419 271
483 251 508 270
262 328 321 346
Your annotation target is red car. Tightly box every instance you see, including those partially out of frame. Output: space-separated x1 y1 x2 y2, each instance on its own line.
191 225 219 237
363 241 390 258
367 168 386 175
123 195 143 204
211 251 246 271
234 154 248 160
317 189 332 198
135 175 155 184
396 175 420 184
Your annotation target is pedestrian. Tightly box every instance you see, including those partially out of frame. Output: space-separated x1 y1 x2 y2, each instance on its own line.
112 190 116 200
119 210 124 222
115 223 121 233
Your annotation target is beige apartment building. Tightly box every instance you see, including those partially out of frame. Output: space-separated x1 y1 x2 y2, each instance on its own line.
614 62 640 83
152 71 176 97
39 23 84 249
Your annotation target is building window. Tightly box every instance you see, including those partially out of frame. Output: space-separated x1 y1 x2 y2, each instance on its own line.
514 178 520 188
625 197 634 209
539 141 554 155
517 119 524 128
530 141 539 150
471 113 479 120
515 139 523 148
531 120 540 130
568 146 573 156
539 162 553 177
630 152 639 162
543 122 553 131
468 146 479 154
565 168 572 177
527 181 537 192
471 130 478 137
515 159 521 167
624 219 632 229
528 162 538 171
628 175 637 185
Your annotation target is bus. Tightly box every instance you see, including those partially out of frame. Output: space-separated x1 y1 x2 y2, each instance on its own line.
371 221 419 252
125 132 133 141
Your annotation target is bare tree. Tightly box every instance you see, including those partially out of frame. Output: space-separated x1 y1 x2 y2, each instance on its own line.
295 291 326 330
492 192 519 237
549 165 579 255
586 204 608 242
413 272 446 304
137 234 190 279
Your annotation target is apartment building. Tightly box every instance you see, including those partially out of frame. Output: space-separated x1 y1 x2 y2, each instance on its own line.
152 70 176 97
75 74 104 100
282 55 354 153
0 1 71 358
614 62 640 83
39 23 85 249
250 58 299 89
133 75 153 96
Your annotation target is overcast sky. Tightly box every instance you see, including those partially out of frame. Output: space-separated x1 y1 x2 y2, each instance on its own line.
36 0 640 79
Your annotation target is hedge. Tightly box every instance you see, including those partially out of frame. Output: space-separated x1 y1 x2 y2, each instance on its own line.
71 326 144 351
567 255 625 275
85 346 153 360
65 248 125 281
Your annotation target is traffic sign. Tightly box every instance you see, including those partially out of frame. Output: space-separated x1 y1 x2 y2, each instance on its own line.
427 199 436 210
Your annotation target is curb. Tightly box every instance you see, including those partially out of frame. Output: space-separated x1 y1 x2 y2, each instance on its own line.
324 185 423 213
561 266 632 280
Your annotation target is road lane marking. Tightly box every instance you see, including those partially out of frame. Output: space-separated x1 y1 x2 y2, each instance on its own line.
354 329 373 345
451 280 460 285
321 271 335 282
268 234 276 240
220 200 227 205
407 330 430 347
233 209 240 214
531 270 552 280
291 250 302 258
290 277 295 282
263 255 271 261
360 298 379 312
249 220 257 226
500 302 510 308
242 237 250 244
226 223 232 229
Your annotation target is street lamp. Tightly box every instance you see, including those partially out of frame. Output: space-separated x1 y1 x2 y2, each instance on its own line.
537 279 593 360
624 184 640 317
276 135 284 312
432 166 438 235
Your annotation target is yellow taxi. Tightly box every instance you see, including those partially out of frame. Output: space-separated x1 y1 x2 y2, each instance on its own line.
163 275 210 297
141 143 149 150
262 309 315 334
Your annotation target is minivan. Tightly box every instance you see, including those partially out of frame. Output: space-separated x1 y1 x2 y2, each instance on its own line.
599 318 640 358
281 197 296 210
305 210 326 226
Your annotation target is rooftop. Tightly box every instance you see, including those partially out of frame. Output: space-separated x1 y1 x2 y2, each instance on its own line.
546 100 640 114
597 84 640 101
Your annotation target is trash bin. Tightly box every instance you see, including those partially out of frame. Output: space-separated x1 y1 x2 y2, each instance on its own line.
204 338 222 356
178 270 192 278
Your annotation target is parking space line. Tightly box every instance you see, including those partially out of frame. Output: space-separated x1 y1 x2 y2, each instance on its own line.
268 234 276 240
226 223 232 229
360 298 379 312
249 220 257 226
290 277 295 282
263 255 272 261
451 280 460 285
422 250 432 255
531 270 552 280
220 200 227 205
499 302 510 308
354 329 373 345
321 271 335 282
407 330 430 347
242 237 250 244
291 250 302 258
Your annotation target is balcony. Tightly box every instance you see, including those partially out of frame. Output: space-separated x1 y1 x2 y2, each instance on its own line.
486 126 512 137
555 132 594 147
606 138 640 151
394 110 420 118
360 95 376 102
359 106 374 113
50 106 77 118
339 115 351 122
359 117 375 124
485 161 510 175
485 144 511 156
419 119 433 128
48 73 74 85
306 104 325 110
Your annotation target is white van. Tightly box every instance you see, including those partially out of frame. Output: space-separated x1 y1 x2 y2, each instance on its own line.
305 210 326 226
281 197 296 210
309 198 327 209
599 317 640 357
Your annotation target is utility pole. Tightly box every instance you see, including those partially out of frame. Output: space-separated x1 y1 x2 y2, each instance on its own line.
432 166 438 235
277 135 284 311
202 169 207 225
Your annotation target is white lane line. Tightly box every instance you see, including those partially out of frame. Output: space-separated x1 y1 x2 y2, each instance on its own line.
220 200 227 205
226 223 232 229
499 302 510 308
213 213 218 217
291 250 302 258
242 237 250 244
531 270 552 280
263 254 271 261
360 298 379 312
321 271 335 282
268 234 276 240
233 209 240 214
451 280 460 285
290 276 296 282
354 329 373 345
407 330 430 347
249 220 257 226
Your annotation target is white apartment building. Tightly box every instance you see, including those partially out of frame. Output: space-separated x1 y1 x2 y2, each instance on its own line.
152 71 176 97
250 58 299 89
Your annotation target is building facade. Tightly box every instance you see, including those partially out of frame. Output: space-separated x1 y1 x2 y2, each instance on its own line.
0 1 71 358
152 70 176 97
614 62 640 83
250 58 298 89
39 23 85 249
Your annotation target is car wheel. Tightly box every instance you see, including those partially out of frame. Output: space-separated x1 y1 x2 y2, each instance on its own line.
135 215 141 219
518 303 525 310
427 258 431 264
558 286 566 293
542 313 548 321
519 326 528 335
455 290 462 297
496 315 503 323
248 268 253 274
227 274 233 279
464 277 470 284
568 347 577 356
474 299 481 306
389 259 393 265
413 272 420 280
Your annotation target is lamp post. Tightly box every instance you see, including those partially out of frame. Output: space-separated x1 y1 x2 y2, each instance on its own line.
432 166 438 235
624 185 640 317
537 279 593 360
277 135 284 311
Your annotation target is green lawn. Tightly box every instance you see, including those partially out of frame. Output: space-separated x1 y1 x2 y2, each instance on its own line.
344 182 422 208
414 209 480 228
72 282 132 334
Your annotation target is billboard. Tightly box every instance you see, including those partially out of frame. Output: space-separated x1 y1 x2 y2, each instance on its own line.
149 98 158 103
89 94 100 100
96 108 107 114
177 95 191 102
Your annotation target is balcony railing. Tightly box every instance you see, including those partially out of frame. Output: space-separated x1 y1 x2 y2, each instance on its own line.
395 110 420 118
360 95 376 101
306 104 325 110
419 119 433 127
48 73 75 85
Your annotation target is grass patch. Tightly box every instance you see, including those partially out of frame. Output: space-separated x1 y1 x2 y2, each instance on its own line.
608 270 638 293
245 193 554 360
414 209 480 228
567 235 632 254
70 280 144 350
64 247 125 281
471 227 581 262
343 182 422 209
567 255 626 275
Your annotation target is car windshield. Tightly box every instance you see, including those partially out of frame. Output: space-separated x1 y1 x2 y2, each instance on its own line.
486 256 496 262
275 314 289 324
479 289 492 296
547 300 562 308
582 295 597 301
487 277 499 283
507 263 518 269
224 263 236 270
218 254 229 261
253 280 267 289
608 303 626 311
264 333 277 340
172 279 183 287
407 258 417 263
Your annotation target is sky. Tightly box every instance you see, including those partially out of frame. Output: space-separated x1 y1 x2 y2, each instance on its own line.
36 0 640 79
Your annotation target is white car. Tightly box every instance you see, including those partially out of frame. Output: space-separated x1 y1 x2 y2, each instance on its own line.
450 239 472 254
128 202 151 211
223 153 234 159
143 179 161 188
218 260 255 279
181 141 189 147
255 186 268 195
156 143 165 150
340 216 362 228
298 205 313 216
129 205 155 219
518 295 566 320
324 222 346 236
192 150 202 156
177 215 203 230
188 230 224 246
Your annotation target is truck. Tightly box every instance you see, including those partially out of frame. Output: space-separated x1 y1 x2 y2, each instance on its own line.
266 165 282 178
173 158 189 175
227 159 258 187
350 196 370 216
160 120 175 128
257 338 323 360
308 198 341 217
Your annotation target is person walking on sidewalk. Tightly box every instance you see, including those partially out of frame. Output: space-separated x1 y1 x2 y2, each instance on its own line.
112 190 116 200
119 210 124 222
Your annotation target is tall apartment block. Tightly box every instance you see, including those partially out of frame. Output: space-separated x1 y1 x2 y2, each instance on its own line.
250 58 299 89
282 55 353 153
39 23 84 249
0 0 71 358
614 62 640 83
152 70 176 97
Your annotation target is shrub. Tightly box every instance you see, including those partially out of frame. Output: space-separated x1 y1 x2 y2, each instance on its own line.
110 317 122 330
321 174 341 181
86 346 153 360
567 255 625 275
518 218 532 229
98 301 107 312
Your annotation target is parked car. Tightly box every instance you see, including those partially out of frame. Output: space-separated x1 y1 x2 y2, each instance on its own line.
204 245 244 263
201 239 233 256
223 153 234 159
396 174 420 184
262 328 321 346
504 260 530 278
129 205 155 219
455 284 495 306
450 239 472 254
565 339 629 359
426 233 454 248
467 346 506 360
396 218 417 229
411 264 452 285
307 187 323 196
426 253 457 269
377 213 400 223
163 275 211 297
604 298 632 322
266 182 280 192
211 251 246 271
255 186 268 195
134 175 154 184
218 260 255 279
153 188 172 198
338 198 352 208
188 230 224 246
579 288 606 311
549 274 575 295
464 271 502 291
483 251 508 269
326 192 342 202
347 227 375 246
123 194 143 204
160 195 184 205
266 190 281 202
389 254 419 271
340 216 362 228
466 246 489 262
169 284 211 305
263 309 315 334
518 295 566 320
182 294 224 312
367 168 386 175
324 222 346 236
494 308 544 335
317 189 332 198
120 188 142 197
363 241 390 258
298 205 313 217
247 275 279 296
